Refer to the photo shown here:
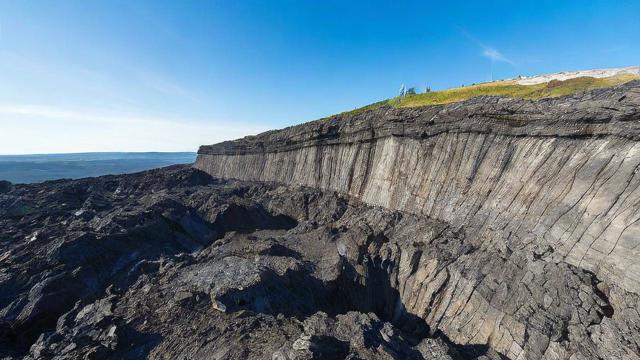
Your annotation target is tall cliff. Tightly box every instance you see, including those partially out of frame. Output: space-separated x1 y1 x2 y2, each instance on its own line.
196 81 640 358
3 82 640 359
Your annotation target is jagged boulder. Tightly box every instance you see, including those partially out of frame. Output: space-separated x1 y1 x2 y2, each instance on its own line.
0 180 12 193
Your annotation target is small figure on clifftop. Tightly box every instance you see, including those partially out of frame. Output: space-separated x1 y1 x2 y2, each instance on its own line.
398 84 416 97
399 84 406 97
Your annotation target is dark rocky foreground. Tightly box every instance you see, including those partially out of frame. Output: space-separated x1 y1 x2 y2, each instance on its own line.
3 82 640 359
0 166 504 359
0 165 635 360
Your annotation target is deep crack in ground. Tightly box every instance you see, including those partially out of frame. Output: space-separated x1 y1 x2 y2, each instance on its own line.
0 166 631 359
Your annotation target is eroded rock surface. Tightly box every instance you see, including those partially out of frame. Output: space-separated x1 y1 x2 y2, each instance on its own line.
3 83 640 359
194 82 640 359
0 163 638 359
0 166 493 359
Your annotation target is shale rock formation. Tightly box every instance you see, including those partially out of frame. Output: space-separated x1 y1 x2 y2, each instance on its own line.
195 81 640 359
2 81 640 360
0 166 500 359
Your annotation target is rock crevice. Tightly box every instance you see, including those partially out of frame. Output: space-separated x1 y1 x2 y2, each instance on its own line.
192 82 640 359
196 82 640 298
3 83 640 359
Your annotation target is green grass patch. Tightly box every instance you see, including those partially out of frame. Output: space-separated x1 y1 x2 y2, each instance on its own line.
340 73 639 116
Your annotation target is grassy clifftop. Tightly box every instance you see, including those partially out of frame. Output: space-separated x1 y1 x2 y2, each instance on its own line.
343 73 639 116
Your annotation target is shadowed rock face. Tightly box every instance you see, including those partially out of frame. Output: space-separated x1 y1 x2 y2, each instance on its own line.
2 83 640 360
1 166 497 359
194 81 640 359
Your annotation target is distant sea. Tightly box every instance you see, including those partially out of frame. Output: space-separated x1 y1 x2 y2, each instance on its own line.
0 152 197 184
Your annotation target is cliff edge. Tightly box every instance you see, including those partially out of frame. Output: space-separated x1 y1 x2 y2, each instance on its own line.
195 80 640 358
3 80 638 360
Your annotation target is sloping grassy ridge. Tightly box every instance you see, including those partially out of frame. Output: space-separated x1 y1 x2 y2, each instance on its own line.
343 73 639 116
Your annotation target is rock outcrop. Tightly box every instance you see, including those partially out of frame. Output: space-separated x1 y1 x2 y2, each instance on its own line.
195 81 640 359
3 81 640 360
1 166 502 359
0 180 12 194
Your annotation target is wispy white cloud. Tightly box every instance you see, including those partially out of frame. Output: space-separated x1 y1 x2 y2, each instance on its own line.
0 104 268 154
0 51 138 106
135 70 201 100
458 28 514 65
0 104 176 125
482 48 513 64
0 50 205 110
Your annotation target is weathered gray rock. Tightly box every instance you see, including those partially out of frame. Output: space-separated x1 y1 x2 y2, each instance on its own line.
0 167 470 359
193 81 640 359
0 180 12 194
4 83 640 359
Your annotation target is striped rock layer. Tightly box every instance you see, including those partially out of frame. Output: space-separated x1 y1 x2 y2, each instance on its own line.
196 81 640 359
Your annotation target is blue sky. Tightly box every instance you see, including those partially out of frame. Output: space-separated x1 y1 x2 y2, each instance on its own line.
0 0 638 154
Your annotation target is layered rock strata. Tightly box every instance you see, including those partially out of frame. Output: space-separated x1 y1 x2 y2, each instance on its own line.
195 81 640 359
3 82 640 359
1 166 501 359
